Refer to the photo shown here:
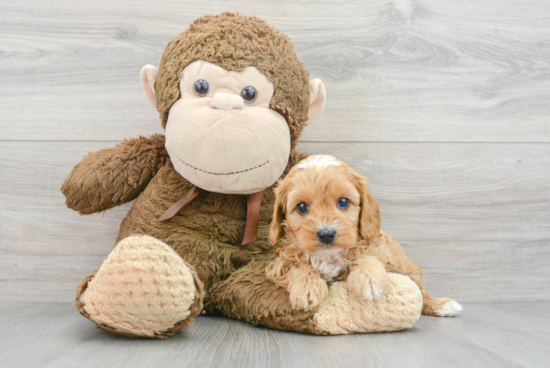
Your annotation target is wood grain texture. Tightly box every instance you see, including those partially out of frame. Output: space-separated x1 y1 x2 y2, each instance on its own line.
0 302 549 368
1 141 549 303
1 0 550 142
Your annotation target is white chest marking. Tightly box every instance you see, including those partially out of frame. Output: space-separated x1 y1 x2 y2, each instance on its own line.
308 249 347 281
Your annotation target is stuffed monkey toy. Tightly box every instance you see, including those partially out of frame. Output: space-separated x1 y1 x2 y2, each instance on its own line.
62 12 423 338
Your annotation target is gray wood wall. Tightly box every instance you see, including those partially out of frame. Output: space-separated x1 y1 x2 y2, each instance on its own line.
1 0 549 303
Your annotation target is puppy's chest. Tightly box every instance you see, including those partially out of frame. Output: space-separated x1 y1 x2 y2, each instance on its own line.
309 255 348 282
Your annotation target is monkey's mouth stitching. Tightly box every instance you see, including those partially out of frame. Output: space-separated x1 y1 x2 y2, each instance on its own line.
178 158 269 176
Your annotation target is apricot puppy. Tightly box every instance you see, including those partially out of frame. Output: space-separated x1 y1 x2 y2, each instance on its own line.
266 155 463 317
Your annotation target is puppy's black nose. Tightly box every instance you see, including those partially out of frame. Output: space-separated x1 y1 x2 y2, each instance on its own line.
317 228 336 244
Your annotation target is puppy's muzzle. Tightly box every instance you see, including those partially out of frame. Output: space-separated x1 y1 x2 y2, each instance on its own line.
317 228 336 245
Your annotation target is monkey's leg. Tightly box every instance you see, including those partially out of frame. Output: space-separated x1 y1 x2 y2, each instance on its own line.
208 260 423 335
76 235 204 338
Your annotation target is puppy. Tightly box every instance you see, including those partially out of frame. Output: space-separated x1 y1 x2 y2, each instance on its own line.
266 155 462 317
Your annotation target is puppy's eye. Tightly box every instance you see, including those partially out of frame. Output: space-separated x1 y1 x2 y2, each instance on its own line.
194 79 209 97
296 203 309 214
337 198 350 209
241 86 257 103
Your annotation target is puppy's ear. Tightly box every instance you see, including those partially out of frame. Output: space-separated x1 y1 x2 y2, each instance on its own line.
352 172 381 242
269 177 292 246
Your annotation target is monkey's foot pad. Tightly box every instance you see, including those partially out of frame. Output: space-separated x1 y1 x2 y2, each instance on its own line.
76 235 204 338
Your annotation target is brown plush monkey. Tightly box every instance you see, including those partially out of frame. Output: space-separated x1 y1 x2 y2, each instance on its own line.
62 13 422 338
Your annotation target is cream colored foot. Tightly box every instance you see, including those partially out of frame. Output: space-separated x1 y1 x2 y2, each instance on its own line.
78 235 202 338
312 273 423 334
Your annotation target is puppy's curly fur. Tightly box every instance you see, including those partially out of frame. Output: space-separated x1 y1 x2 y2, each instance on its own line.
266 155 463 316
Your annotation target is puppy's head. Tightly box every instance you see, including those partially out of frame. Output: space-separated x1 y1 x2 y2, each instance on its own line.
269 155 381 254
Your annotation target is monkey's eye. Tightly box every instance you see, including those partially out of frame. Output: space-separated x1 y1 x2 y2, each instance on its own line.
241 86 257 103
194 79 209 97
296 203 309 214
337 198 350 209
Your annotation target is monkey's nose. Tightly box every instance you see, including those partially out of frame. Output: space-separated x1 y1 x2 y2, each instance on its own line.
317 228 336 244
210 92 244 110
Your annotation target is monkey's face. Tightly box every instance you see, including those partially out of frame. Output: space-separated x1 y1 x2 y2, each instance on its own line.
165 60 291 195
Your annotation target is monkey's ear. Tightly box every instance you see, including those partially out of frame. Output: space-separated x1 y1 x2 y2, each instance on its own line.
140 65 159 108
306 79 326 125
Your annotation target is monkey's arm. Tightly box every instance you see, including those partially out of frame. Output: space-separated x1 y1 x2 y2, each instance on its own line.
61 134 167 215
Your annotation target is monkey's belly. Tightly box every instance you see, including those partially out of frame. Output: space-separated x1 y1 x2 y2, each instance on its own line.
114 167 273 290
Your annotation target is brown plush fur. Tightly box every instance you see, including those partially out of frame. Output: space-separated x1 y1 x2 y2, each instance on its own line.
63 136 308 289
208 258 424 335
208 260 322 334
62 135 168 214
62 13 314 337
156 12 310 147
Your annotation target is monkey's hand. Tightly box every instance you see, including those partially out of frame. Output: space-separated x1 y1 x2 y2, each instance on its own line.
347 256 391 301
61 134 167 214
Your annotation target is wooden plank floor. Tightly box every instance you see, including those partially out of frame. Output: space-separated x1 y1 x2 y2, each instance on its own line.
0 302 549 368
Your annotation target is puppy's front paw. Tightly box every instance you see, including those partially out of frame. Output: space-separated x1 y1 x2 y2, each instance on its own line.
289 277 329 311
347 268 391 301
